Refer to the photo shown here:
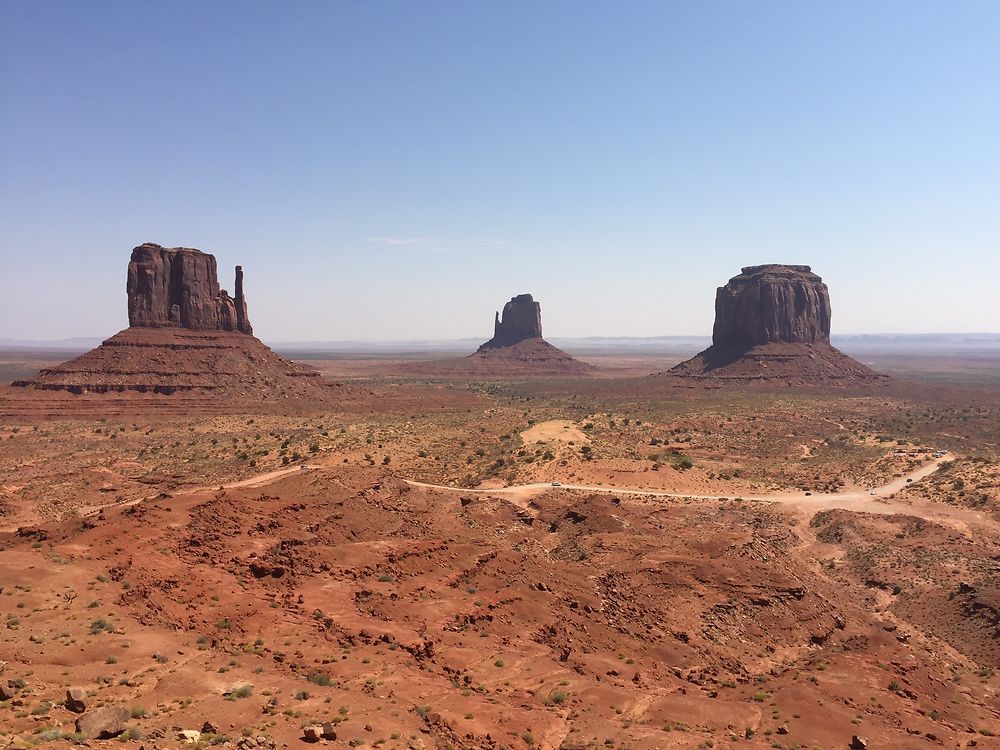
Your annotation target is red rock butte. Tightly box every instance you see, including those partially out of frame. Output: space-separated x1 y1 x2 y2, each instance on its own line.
13 243 332 399
465 294 593 375
394 293 593 377
127 243 253 335
670 264 886 384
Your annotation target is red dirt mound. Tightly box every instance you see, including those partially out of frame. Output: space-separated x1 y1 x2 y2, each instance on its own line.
667 342 887 384
12 327 332 399
397 338 595 377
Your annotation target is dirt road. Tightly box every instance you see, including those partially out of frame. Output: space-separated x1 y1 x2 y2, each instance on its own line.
79 456 952 521
404 456 954 507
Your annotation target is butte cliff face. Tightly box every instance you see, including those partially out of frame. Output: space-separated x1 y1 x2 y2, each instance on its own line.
712 265 831 350
14 243 333 401
127 243 252 334
478 294 543 350
671 264 884 384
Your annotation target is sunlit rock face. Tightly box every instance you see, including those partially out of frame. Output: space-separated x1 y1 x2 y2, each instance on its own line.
712 264 831 350
127 243 252 335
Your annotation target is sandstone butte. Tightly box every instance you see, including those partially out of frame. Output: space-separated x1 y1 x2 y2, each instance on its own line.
469 293 593 373
670 264 886 384
392 293 593 377
13 243 333 399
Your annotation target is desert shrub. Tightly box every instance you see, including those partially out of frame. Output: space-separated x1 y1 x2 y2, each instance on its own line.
224 684 253 700
89 618 114 634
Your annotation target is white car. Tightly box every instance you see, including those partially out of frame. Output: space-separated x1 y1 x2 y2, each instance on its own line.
870 490 877 496
551 482 562 487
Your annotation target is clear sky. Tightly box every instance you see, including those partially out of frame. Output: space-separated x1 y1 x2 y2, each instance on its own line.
1 1 998 342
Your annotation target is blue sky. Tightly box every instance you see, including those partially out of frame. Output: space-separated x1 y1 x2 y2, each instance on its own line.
1 1 998 341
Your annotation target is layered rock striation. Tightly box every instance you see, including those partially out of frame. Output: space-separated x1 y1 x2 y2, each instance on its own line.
127 243 252 334
671 264 884 383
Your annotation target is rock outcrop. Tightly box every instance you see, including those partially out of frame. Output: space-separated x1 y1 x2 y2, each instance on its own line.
479 294 543 350
13 243 338 402
75 705 131 739
127 243 252 334
670 264 885 384
712 265 830 349
396 293 592 377
467 293 591 374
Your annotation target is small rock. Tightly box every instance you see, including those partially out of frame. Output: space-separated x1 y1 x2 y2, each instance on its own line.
777 725 789 735
320 723 337 740
178 729 202 743
202 721 219 735
850 736 869 750
65 687 87 713
302 726 321 743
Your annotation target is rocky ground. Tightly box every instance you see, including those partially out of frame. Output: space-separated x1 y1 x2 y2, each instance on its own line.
0 360 997 749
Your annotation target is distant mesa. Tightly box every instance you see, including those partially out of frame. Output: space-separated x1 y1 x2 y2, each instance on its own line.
670 264 886 383
14 243 332 399
395 293 593 377
479 294 543 350
463 293 593 374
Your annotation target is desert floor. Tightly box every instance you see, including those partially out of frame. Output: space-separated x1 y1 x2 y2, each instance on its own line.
0 352 997 750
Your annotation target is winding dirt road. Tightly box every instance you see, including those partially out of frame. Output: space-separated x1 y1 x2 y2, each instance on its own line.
404 456 953 507
79 456 952 522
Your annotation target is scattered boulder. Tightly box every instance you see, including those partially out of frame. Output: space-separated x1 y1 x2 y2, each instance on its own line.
321 722 337 740
850 736 869 750
201 721 220 734
302 725 322 743
64 687 86 713
75 705 131 739
178 729 202 743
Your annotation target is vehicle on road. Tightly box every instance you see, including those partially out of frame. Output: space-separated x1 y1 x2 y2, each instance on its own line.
551 482 562 487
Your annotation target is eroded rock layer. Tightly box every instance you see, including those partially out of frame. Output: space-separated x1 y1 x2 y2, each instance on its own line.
13 327 326 398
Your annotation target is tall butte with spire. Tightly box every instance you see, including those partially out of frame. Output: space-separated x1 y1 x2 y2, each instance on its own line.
15 243 330 399
669 264 885 383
